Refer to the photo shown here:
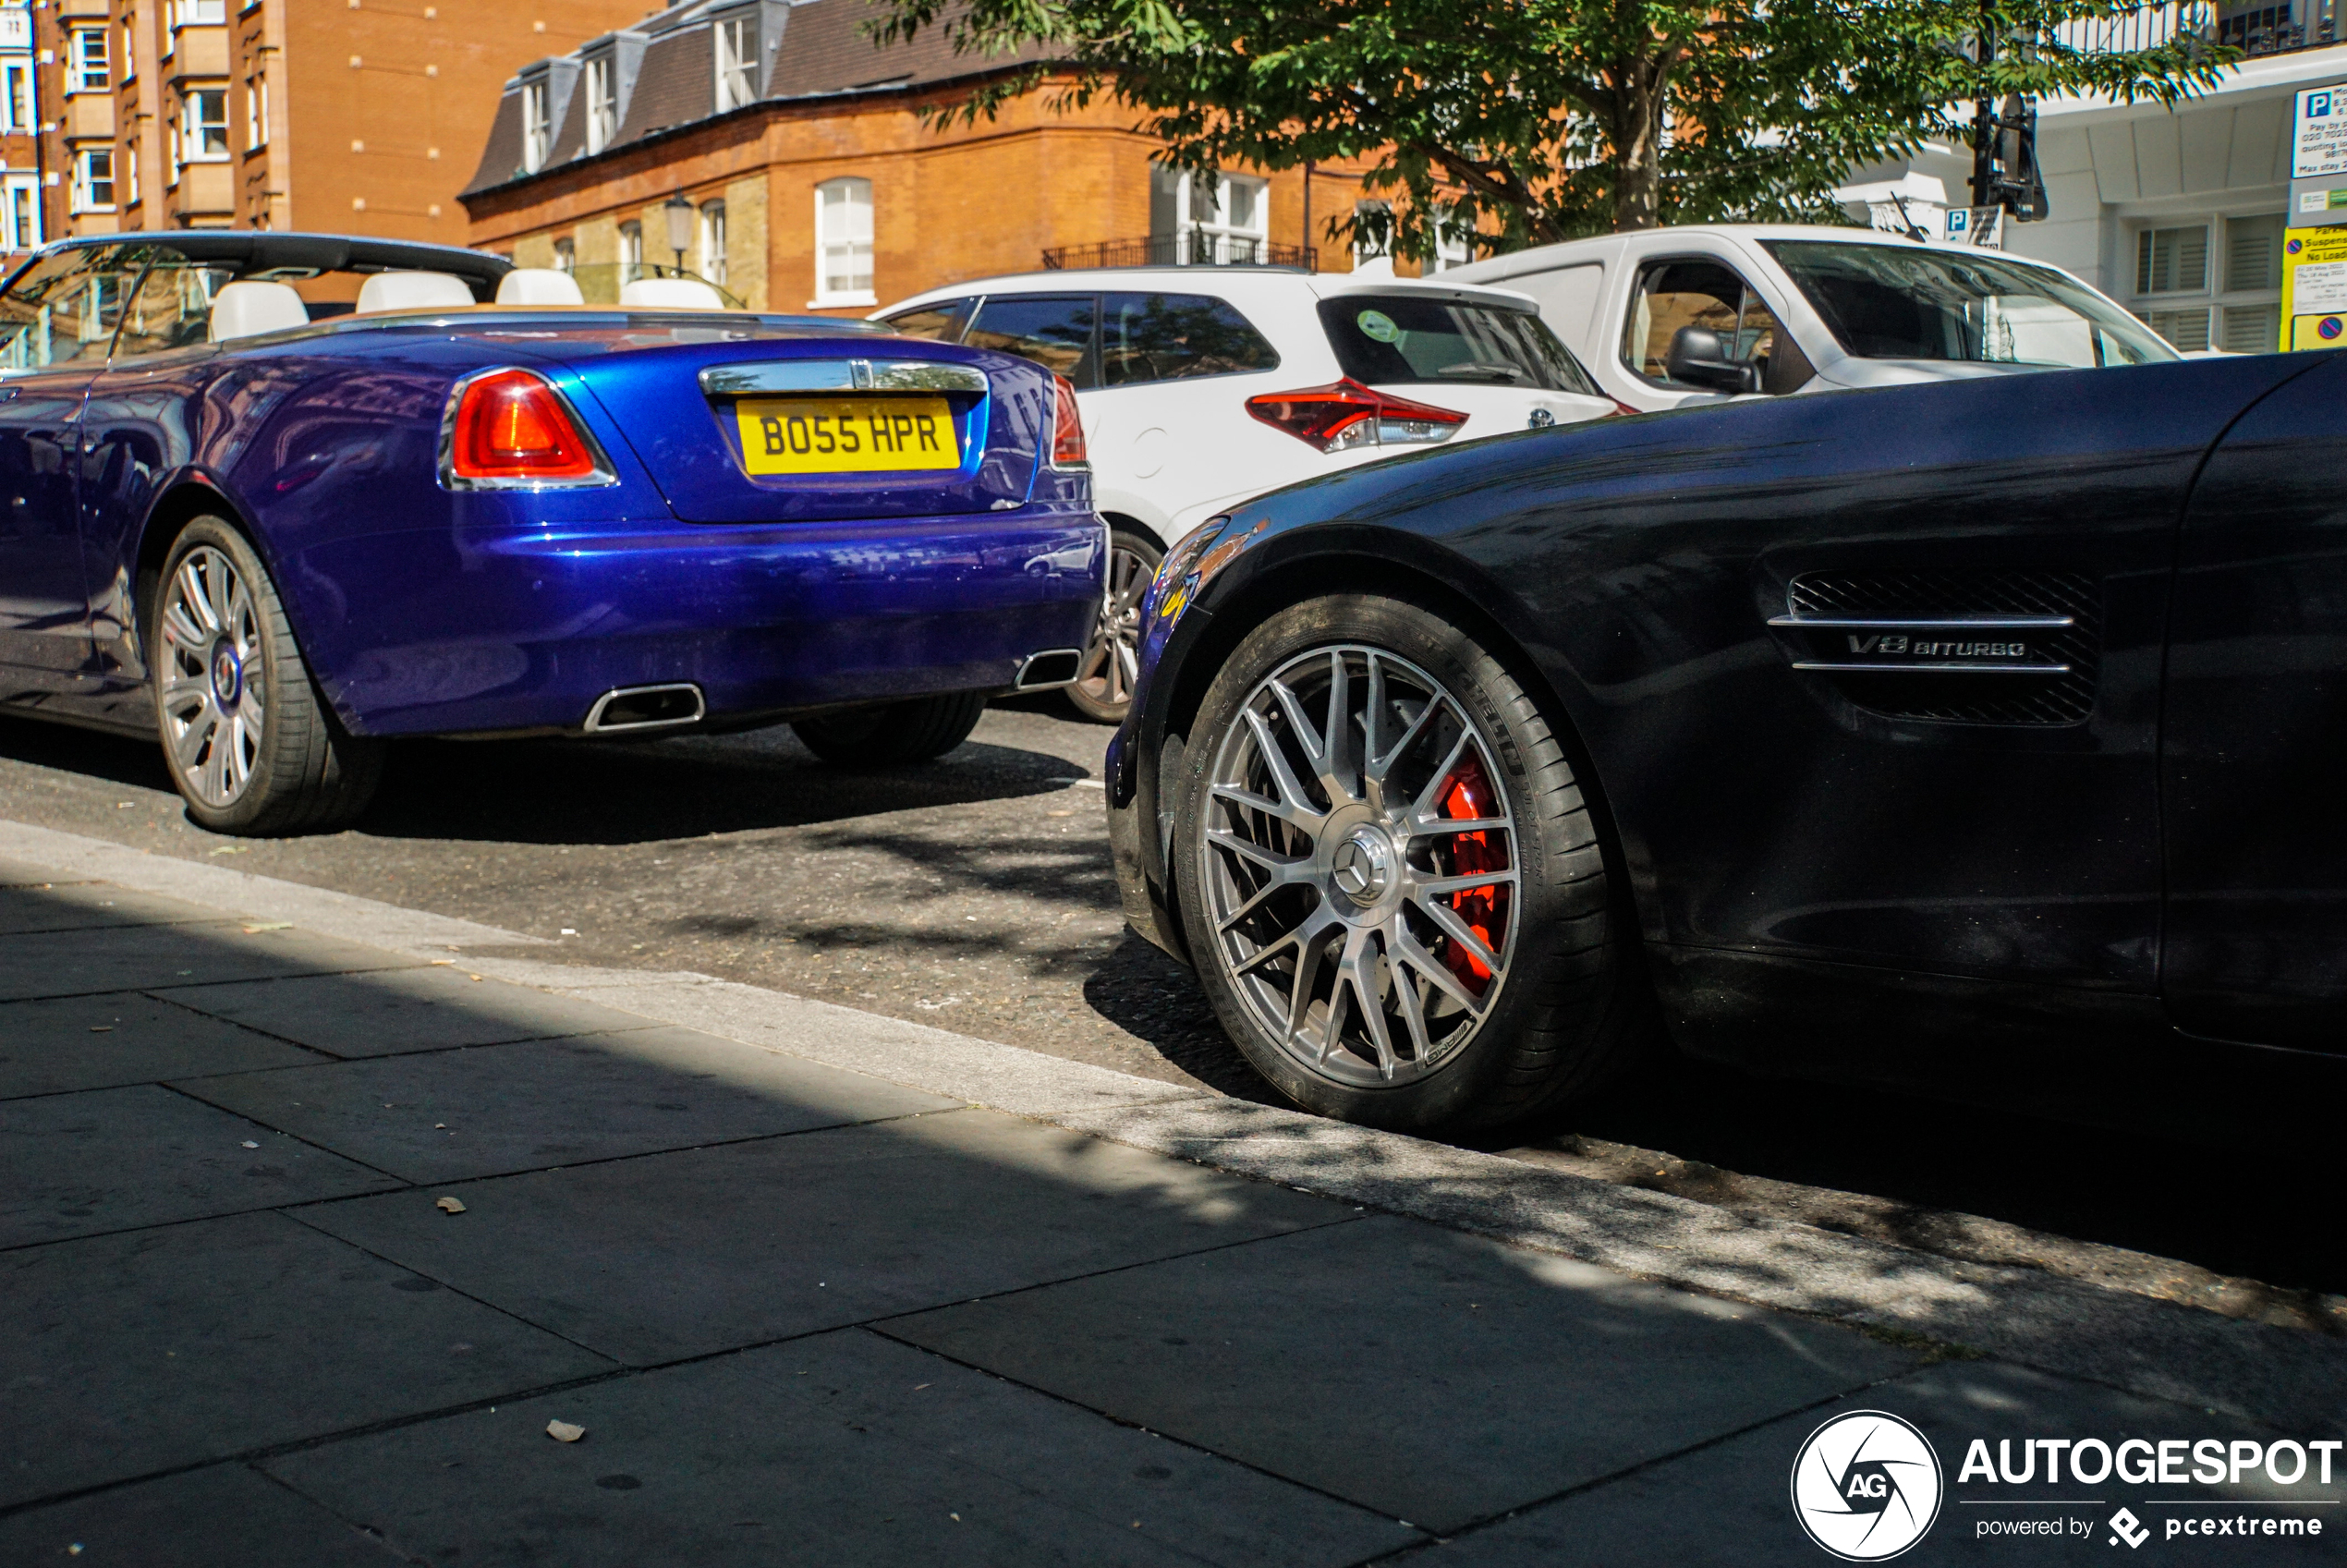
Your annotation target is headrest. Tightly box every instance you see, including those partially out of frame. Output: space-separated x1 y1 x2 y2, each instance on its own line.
208 281 310 343
495 268 586 306
355 271 478 314
619 276 727 310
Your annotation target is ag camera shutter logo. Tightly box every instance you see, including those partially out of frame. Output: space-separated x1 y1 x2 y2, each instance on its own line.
1791 1410 1944 1561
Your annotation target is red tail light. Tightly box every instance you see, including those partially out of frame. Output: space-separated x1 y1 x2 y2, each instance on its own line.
1245 378 1466 454
1050 371 1088 469
445 369 605 485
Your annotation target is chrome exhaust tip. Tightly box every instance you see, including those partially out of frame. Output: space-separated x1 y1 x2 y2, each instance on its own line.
1014 649 1084 690
583 683 706 734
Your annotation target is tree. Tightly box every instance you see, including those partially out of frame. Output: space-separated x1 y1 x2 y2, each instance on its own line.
872 0 2235 256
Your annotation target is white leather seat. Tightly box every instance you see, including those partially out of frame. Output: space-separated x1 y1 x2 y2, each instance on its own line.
355 271 477 314
208 280 311 342
495 268 586 305
618 276 727 310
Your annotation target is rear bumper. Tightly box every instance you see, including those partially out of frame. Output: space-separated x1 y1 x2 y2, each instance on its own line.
284 511 1105 736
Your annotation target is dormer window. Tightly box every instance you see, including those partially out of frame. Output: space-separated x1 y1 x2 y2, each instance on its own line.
585 54 617 154
521 78 552 173
714 13 757 112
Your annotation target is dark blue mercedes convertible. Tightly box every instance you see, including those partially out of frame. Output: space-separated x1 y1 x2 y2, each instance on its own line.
1109 346 2347 1128
0 234 1101 833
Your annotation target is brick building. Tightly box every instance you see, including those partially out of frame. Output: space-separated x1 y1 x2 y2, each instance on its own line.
6 0 649 261
460 0 1402 317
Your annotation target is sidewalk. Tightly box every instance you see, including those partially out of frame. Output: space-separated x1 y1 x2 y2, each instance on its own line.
0 822 2341 1565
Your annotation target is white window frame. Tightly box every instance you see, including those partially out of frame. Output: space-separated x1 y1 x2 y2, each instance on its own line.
1352 198 1392 272
584 55 616 155
71 148 116 213
813 176 874 307
714 14 757 113
3 175 41 251
122 21 135 83
617 219 643 282
2128 213 2285 355
1 61 31 134
1430 206 1472 273
174 0 225 24
520 79 551 174
1161 170 1271 264
700 200 727 286
178 87 229 165
67 28 110 94
245 77 267 151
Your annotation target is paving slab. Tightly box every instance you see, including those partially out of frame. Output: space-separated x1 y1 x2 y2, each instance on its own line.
0 992 324 1099
0 881 233 936
0 1463 398 1568
0 922 420 1003
0 1084 396 1248
0 1210 614 1511
177 1028 962 1183
264 1328 1408 1568
298 1109 1354 1366
1434 1360 2347 1566
160 966 663 1057
883 1214 1917 1535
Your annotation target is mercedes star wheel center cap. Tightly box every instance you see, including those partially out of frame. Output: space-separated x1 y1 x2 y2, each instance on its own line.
1331 827 1394 906
211 643 243 709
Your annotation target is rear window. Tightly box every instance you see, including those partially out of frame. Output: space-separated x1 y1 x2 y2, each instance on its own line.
964 295 1098 386
882 298 974 342
1101 292 1278 385
1317 293 1599 395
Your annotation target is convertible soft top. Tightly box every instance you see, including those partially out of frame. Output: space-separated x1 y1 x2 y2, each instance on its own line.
33 232 513 297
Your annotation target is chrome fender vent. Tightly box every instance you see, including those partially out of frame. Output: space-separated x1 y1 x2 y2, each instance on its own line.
1771 572 2099 725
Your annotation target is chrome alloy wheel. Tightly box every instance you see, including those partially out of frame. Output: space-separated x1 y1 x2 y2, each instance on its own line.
1198 644 1519 1087
158 545 267 808
1071 535 1154 718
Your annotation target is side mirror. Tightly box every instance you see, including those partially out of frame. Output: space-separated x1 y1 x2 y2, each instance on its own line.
1666 326 1761 395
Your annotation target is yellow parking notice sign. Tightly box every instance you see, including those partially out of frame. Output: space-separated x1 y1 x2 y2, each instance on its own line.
2282 225 2347 349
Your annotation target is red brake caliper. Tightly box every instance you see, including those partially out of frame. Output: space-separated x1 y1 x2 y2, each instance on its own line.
1439 756 1508 993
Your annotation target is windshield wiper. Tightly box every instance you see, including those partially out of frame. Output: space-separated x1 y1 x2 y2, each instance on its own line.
1434 361 1527 383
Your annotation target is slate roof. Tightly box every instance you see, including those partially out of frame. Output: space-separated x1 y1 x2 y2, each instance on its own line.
463 0 1047 198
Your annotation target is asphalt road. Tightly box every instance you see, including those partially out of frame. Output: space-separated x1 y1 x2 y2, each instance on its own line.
4 699 2341 1327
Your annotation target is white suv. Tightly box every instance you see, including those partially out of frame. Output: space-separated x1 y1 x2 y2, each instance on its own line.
876 267 1617 719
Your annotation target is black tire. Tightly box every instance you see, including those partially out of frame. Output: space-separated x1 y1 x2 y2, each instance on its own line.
1172 592 1651 1130
150 517 384 836
791 690 987 764
1065 526 1161 723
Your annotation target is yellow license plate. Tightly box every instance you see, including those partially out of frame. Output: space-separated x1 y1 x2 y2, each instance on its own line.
732 396 961 474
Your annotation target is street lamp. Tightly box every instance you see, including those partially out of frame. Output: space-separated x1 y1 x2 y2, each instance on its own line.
664 192 695 275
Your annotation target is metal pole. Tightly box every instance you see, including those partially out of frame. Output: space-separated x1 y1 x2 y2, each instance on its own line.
1302 160 1313 272
1972 1 1996 210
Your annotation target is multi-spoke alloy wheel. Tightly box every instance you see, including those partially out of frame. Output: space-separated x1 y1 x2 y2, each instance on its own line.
1067 528 1161 723
158 545 267 808
1198 644 1517 1087
1174 593 1651 1130
150 517 384 836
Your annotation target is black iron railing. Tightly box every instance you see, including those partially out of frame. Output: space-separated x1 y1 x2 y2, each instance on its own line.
1041 232 1315 271
2056 0 2341 56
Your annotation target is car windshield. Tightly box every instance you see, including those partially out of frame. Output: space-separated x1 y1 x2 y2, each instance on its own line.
1317 293 1600 394
1761 241 2177 369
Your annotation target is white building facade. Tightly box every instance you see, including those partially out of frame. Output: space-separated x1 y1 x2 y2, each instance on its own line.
1843 4 2347 352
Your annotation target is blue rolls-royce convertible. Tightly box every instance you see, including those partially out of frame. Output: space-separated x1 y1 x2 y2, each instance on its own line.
0 234 1101 833
1108 347 2347 1128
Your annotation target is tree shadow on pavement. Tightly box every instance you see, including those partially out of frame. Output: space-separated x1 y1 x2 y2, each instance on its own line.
1081 933 1279 1103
